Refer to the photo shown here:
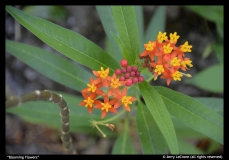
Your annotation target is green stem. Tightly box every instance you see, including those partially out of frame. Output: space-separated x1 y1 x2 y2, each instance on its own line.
124 110 129 132
96 109 126 124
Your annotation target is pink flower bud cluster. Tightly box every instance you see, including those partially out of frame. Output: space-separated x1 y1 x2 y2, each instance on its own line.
115 59 144 87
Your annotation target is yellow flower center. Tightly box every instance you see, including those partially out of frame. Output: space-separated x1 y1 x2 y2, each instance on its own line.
87 83 97 92
172 71 183 81
181 41 192 52
155 65 164 75
182 60 193 69
111 78 121 88
84 97 94 108
169 32 180 43
163 43 173 54
171 57 181 66
101 102 112 112
98 67 109 79
145 41 155 51
121 96 132 106
157 31 168 43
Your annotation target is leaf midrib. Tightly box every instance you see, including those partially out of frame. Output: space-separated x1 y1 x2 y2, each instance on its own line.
141 85 177 153
161 95 223 132
139 103 155 153
7 6 115 72
6 42 87 85
119 6 136 63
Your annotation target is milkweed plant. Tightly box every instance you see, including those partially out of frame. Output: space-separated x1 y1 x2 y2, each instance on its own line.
6 6 223 154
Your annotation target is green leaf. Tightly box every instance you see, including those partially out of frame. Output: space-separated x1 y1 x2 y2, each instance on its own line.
202 43 213 59
134 6 144 52
194 97 223 117
22 6 68 23
138 81 179 154
173 97 223 139
6 6 119 74
213 43 224 64
216 22 224 40
154 86 223 144
104 36 116 55
185 63 223 93
178 138 205 154
111 6 140 65
111 124 137 154
6 91 115 137
6 39 92 92
136 101 167 154
110 32 130 63
145 6 166 42
96 6 122 61
173 116 206 139
185 6 223 25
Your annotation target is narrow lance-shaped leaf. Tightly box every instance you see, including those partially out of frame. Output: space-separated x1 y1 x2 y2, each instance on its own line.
6 6 120 74
137 101 167 154
185 63 223 93
6 40 92 92
111 6 140 65
96 6 122 61
134 6 144 52
194 97 223 117
154 86 223 144
111 119 137 154
138 81 179 154
177 138 204 154
110 32 130 62
144 6 166 42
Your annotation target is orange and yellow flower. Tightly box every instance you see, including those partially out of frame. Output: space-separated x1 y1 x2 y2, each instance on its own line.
92 67 111 88
140 31 193 85
107 73 126 97
78 92 101 114
94 95 118 118
82 77 106 97
112 87 136 112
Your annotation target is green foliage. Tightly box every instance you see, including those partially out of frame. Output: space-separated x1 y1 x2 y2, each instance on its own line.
6 5 223 154
6 40 92 92
22 6 68 23
111 119 137 154
155 86 223 144
144 6 166 42
137 101 167 154
111 6 140 65
139 82 179 154
6 6 119 74
185 63 223 93
184 6 224 93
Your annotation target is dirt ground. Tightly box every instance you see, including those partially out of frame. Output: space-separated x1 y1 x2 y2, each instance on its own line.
5 6 223 154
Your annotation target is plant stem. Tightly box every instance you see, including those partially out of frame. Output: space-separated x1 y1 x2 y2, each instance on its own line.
6 90 76 154
96 109 126 124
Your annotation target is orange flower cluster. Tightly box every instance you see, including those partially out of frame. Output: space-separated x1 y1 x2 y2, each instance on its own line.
78 67 136 118
139 32 193 85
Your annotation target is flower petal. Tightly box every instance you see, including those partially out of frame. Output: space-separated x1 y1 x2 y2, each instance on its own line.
92 70 99 77
78 101 86 106
114 101 122 109
88 107 93 114
124 105 130 112
101 111 107 119
110 108 118 114
103 79 110 88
